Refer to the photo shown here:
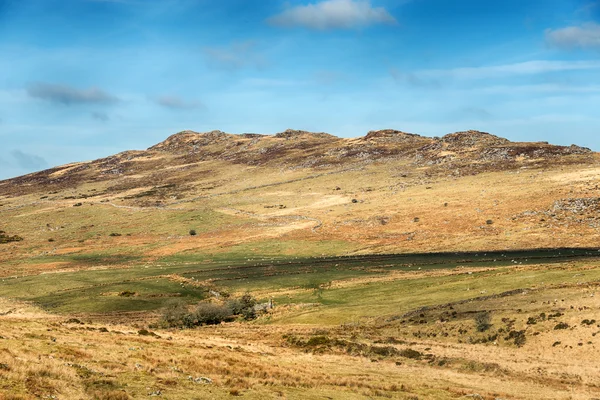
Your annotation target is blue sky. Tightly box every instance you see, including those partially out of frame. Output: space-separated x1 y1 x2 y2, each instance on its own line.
1 0 599 179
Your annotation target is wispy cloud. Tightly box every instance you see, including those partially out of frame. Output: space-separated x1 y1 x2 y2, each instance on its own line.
476 83 600 94
203 41 266 70
416 60 600 80
154 95 204 110
27 82 118 105
91 111 110 121
268 0 397 30
10 150 48 170
545 23 600 50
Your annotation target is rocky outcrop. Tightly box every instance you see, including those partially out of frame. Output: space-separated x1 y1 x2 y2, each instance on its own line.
440 130 510 148
149 130 231 152
363 129 426 143
274 129 337 140
0 128 595 196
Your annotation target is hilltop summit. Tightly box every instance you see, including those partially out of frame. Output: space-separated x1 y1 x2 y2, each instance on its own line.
0 128 594 197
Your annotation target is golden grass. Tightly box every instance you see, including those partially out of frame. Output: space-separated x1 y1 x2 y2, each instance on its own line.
2 261 600 399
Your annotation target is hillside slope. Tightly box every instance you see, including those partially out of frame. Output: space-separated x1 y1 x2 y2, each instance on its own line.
0 128 598 274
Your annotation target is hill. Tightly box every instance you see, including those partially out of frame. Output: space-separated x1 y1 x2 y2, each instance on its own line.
0 128 597 267
2 129 600 399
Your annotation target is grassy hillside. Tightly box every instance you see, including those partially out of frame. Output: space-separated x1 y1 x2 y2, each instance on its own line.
2 129 600 399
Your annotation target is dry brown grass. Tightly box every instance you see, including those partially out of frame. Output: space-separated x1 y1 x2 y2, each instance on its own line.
2 262 600 399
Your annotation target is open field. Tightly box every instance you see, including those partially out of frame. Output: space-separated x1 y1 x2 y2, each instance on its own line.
2 255 600 399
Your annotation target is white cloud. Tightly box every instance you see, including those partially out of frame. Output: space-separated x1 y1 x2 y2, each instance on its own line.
476 83 600 95
545 23 600 50
418 60 600 80
268 0 397 30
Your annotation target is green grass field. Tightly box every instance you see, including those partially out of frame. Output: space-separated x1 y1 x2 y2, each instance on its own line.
2 248 598 316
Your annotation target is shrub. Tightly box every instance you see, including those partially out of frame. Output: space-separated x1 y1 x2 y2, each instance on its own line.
399 348 422 359
0 231 24 244
475 311 492 332
226 293 257 320
505 330 526 347
189 229 197 236
109 233 121 237
161 294 258 328
554 322 569 330
486 219 493 225
513 333 526 347
194 303 232 325
305 335 331 347
161 299 191 328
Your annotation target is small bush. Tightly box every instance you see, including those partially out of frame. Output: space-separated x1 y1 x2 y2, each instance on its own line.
399 348 422 359
161 299 191 328
0 231 24 244
226 293 257 320
194 303 232 325
486 219 493 225
505 330 526 347
161 294 258 328
554 322 569 330
475 311 492 332
513 333 526 347
109 233 121 237
189 229 197 236
305 335 330 347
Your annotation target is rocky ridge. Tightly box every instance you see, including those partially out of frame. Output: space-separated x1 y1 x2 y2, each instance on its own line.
0 128 594 196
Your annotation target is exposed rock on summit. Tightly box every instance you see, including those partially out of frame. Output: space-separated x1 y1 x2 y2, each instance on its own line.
363 129 427 143
0 128 595 197
148 130 231 153
274 129 337 140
